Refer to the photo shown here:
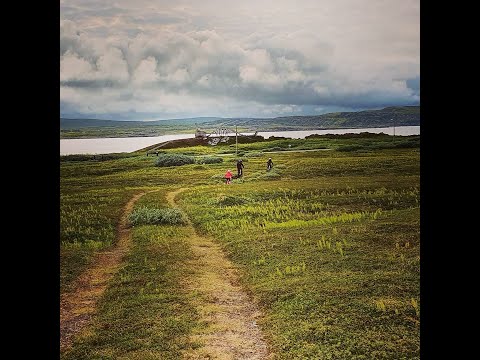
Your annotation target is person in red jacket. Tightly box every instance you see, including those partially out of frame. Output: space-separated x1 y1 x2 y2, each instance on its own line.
225 169 233 184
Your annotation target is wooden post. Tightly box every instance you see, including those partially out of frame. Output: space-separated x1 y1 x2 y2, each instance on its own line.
236 125 238 156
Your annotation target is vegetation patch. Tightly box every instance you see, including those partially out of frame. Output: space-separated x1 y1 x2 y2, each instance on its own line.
61 136 420 359
128 207 187 226
216 195 250 206
177 166 420 359
244 152 264 157
155 153 195 167
60 153 134 162
61 225 199 359
265 146 289 152
195 156 224 164
337 145 364 152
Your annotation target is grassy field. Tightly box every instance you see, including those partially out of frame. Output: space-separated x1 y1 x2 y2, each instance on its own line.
62 221 200 359
60 133 419 359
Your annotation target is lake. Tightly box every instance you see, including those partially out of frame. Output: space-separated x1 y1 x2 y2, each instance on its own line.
60 126 420 155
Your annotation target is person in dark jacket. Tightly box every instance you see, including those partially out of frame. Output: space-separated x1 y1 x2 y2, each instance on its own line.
266 158 273 171
236 159 244 177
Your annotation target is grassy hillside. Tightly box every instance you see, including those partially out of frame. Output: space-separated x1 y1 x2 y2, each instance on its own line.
60 106 419 139
60 133 419 359
202 106 420 131
60 117 223 129
60 117 222 139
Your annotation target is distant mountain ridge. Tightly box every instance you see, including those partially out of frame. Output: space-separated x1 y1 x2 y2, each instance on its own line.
60 117 223 129
60 106 419 138
60 106 419 130
196 106 419 130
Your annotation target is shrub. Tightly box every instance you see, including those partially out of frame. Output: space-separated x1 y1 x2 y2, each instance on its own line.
155 154 195 167
60 153 130 162
60 154 95 162
195 156 224 164
128 207 186 226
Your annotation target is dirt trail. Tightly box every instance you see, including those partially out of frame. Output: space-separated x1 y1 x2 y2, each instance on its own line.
60 191 148 351
167 188 270 360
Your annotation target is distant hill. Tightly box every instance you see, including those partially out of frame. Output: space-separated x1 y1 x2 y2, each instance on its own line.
60 106 419 138
200 106 420 131
61 107 419 129
60 117 223 129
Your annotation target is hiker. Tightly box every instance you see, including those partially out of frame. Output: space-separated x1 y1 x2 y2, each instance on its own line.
236 159 244 177
266 157 273 171
225 169 233 184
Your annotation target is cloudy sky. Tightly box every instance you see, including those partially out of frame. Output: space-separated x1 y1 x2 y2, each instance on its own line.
60 0 420 120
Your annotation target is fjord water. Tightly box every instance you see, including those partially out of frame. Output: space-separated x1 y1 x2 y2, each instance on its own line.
60 126 420 155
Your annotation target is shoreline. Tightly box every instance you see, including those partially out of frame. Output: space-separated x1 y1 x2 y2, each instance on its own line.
60 124 420 140
60 126 421 155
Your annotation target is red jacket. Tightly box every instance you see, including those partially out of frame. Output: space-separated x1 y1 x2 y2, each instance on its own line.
225 170 233 179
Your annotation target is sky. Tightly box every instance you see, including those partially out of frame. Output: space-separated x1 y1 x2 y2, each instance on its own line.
60 0 420 120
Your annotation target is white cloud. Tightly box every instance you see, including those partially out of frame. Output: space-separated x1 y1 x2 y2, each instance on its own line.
60 0 419 119
132 56 159 84
96 47 130 82
60 51 95 81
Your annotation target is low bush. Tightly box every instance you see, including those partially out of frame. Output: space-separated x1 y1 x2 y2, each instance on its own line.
60 153 132 162
195 156 224 164
128 207 186 226
155 154 195 167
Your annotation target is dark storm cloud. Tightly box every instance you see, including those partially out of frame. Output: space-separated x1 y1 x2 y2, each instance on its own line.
60 79 125 88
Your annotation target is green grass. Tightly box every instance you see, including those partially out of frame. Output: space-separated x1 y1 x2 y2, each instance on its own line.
177 178 419 359
61 135 419 359
60 188 139 293
195 155 224 164
61 224 200 360
155 153 195 167
128 207 187 226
